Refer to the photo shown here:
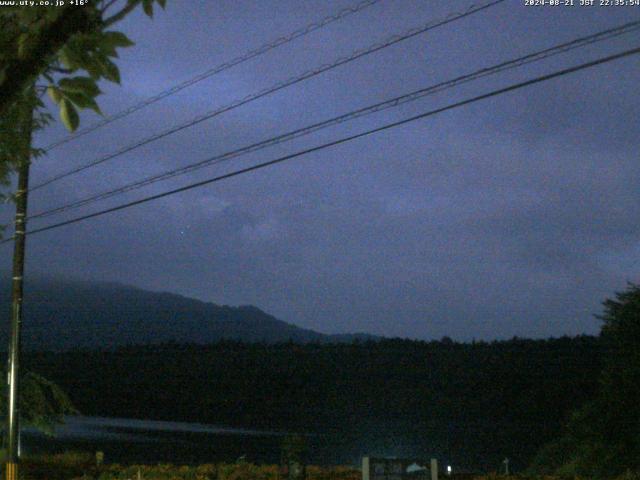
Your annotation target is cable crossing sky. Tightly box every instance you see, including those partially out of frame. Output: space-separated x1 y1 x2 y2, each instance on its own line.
7 45 637 243
27 20 640 222
29 0 506 192
40 0 385 152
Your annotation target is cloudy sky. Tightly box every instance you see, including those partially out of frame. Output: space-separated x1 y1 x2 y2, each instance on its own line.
3 0 639 340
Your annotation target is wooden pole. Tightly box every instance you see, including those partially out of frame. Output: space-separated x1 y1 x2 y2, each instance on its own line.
5 94 33 480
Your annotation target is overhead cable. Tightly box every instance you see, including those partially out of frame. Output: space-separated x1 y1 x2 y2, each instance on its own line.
29 19 640 221
40 0 386 152
30 0 506 191
9 45 638 241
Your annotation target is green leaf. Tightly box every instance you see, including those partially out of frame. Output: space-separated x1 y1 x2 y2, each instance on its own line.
98 42 118 59
31 147 46 159
17 33 35 59
156 0 167 8
58 76 101 97
58 47 81 71
61 38 94 73
16 8 39 23
59 99 79 132
46 86 63 105
63 91 102 115
101 31 135 49
99 58 121 84
83 56 104 80
143 0 154 17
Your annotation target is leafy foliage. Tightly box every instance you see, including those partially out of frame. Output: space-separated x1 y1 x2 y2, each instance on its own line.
5 455 360 480
529 284 640 477
0 0 167 131
0 0 168 203
19 371 78 434
0 89 49 206
0 368 77 436
21 452 96 480
0 1 168 230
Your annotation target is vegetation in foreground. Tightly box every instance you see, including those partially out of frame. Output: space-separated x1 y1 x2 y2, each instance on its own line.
14 452 640 480
528 284 640 478
19 452 360 480
6 284 640 477
25 335 601 470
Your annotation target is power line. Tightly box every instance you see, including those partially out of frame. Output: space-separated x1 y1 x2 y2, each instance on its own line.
28 19 640 221
40 0 385 152
29 0 506 192
8 45 638 242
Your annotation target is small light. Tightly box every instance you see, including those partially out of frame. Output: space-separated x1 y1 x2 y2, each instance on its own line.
447 465 452 475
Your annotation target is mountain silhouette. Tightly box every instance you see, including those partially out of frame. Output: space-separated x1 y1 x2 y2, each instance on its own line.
0 278 376 351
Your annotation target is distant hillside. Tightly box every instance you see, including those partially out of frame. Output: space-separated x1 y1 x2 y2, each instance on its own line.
0 278 376 350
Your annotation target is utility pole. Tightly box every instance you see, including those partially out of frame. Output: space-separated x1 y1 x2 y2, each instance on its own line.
4 94 33 480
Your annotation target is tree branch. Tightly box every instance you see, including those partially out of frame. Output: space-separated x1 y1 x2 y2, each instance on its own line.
101 0 121 15
104 0 141 27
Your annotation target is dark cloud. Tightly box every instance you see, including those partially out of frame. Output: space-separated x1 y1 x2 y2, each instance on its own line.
2 0 638 340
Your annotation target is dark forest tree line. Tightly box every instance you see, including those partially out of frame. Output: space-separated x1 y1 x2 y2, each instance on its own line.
5 284 640 475
23 335 602 471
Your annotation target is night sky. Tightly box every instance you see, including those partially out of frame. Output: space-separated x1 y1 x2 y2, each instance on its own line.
3 0 639 340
